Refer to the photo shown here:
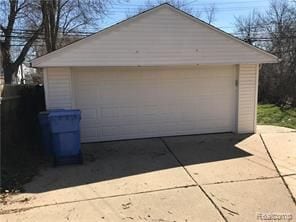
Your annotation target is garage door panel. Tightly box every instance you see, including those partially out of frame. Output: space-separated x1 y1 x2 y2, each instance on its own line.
119 106 139 116
73 66 236 142
81 120 98 129
76 91 98 107
102 126 122 137
101 106 120 118
80 108 97 119
100 117 121 126
80 127 98 140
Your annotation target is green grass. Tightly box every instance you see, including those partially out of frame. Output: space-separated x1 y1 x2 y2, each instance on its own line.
257 104 296 129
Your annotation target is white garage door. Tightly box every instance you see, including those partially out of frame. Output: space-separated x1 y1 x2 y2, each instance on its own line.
72 66 237 142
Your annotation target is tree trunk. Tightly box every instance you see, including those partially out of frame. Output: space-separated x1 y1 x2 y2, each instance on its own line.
41 0 59 53
3 63 17 84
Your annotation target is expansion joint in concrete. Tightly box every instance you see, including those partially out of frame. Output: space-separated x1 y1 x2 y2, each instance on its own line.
259 134 296 206
159 137 228 222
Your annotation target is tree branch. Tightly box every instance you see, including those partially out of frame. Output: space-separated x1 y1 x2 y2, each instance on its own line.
0 24 6 33
6 0 18 37
14 25 43 67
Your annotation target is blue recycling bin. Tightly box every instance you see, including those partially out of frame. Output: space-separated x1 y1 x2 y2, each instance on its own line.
38 109 64 154
48 109 82 165
39 111 52 154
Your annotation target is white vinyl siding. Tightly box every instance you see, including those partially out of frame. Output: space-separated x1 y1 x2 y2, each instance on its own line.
45 67 73 109
33 6 277 67
72 66 236 142
237 64 258 133
43 64 260 141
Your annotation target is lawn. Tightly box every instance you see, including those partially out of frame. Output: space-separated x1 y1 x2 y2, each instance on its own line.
257 104 296 129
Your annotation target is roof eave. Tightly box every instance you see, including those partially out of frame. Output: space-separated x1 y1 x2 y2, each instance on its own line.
33 59 279 68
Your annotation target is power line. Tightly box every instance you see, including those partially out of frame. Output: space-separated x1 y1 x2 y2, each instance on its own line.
4 29 296 38
182 0 200 6
111 0 271 7
2 1 295 47
7 37 296 48
102 6 269 13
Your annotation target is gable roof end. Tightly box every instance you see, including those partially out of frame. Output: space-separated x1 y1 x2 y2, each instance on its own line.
32 3 278 67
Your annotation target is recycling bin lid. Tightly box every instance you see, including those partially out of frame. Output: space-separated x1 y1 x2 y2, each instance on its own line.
48 109 81 117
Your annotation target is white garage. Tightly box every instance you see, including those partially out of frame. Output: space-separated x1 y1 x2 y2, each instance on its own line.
32 4 278 143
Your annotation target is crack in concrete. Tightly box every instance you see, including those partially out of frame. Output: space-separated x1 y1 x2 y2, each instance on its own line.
259 134 296 205
221 206 239 215
245 155 280 172
0 184 198 215
204 172 296 186
257 131 296 134
203 175 282 186
159 137 228 222
283 173 296 178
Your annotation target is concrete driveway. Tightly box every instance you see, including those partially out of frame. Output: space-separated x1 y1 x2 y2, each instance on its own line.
1 126 295 222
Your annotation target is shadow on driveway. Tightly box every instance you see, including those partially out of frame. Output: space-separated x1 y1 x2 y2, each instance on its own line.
24 133 252 193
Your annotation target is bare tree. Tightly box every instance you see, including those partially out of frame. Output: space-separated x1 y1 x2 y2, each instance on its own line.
204 3 216 24
0 0 119 83
125 0 201 18
40 0 59 53
259 0 296 106
125 0 218 26
40 0 116 53
235 10 260 45
0 0 43 84
235 0 296 106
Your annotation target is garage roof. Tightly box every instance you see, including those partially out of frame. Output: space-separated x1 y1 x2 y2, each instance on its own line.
32 3 278 67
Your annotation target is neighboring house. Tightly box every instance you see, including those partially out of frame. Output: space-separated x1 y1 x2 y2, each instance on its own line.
0 52 35 85
32 4 278 143
16 63 36 84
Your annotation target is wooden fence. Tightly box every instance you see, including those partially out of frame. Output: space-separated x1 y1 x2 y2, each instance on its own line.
1 84 45 151
1 85 46 190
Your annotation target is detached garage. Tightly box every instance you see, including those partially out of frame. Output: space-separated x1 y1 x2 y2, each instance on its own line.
32 3 278 143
